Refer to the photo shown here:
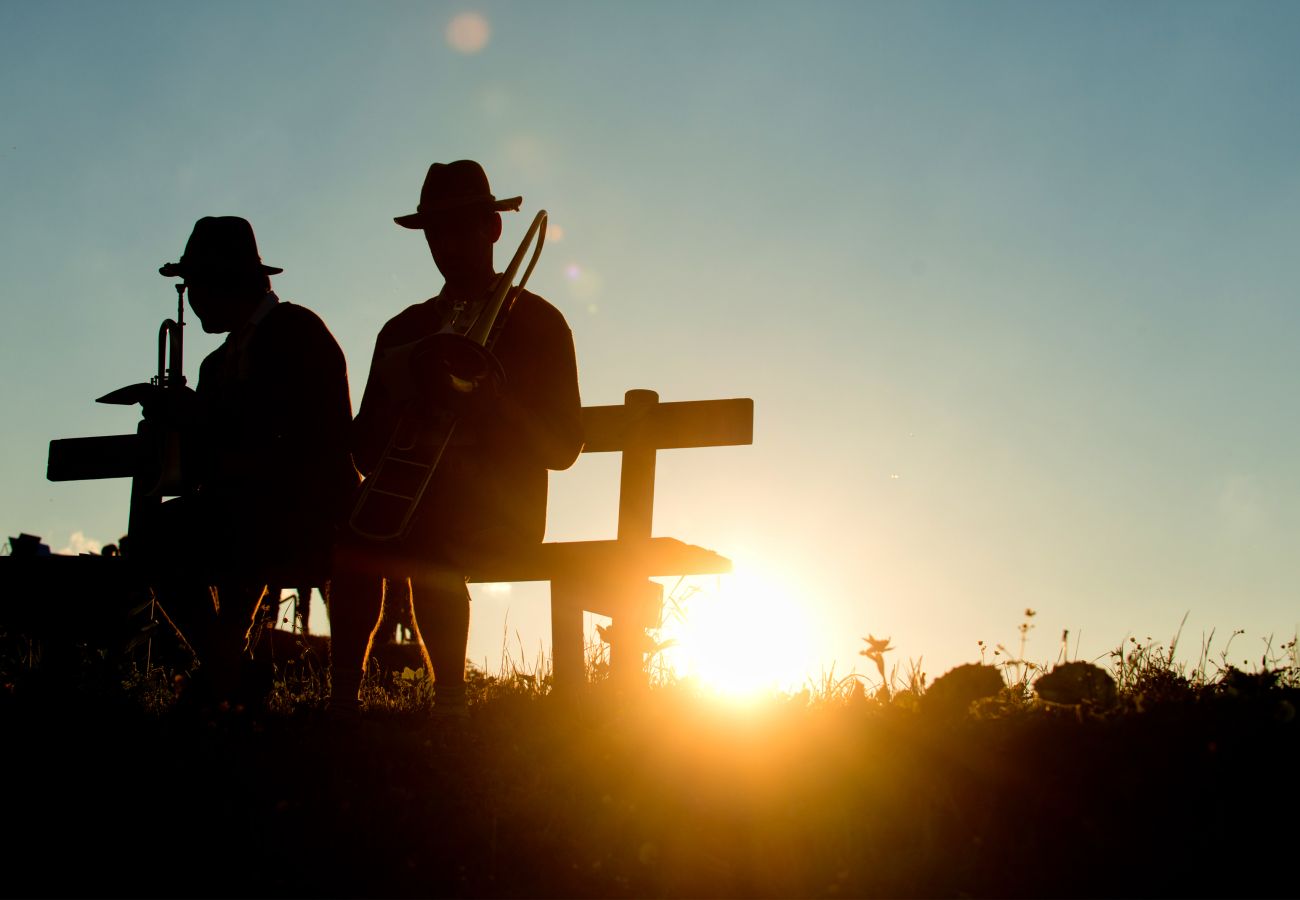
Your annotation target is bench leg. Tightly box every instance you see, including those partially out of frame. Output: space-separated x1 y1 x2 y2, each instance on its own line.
550 580 585 691
610 580 664 686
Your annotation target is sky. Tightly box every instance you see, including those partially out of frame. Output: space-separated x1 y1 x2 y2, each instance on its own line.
3 0 1299 691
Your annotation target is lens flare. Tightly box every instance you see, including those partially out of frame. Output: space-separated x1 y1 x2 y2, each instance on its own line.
446 12 490 54
563 262 603 300
477 84 509 116
501 133 551 178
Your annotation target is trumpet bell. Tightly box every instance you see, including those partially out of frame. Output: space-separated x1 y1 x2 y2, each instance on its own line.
96 382 159 406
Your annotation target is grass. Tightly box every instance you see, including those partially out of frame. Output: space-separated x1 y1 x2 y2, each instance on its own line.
1 607 1297 899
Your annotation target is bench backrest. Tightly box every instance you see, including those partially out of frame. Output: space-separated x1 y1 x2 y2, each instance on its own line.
48 388 754 552
576 390 753 541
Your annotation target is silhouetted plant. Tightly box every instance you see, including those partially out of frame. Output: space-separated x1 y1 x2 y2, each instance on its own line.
924 663 1004 714
859 634 893 699
1034 661 1116 707
1218 665 1285 698
995 608 1043 697
118 662 179 715
1108 618 1199 707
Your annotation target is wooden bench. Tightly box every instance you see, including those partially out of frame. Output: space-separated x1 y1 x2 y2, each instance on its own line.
41 388 753 687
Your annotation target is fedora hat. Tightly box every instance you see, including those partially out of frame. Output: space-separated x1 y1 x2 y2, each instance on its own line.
159 216 283 278
394 160 522 229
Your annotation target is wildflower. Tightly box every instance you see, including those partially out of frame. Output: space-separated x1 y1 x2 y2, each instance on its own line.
861 634 893 657
860 634 894 696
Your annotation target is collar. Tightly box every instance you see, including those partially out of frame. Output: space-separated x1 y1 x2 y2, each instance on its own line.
433 277 499 330
222 291 280 375
229 291 279 340
248 290 279 327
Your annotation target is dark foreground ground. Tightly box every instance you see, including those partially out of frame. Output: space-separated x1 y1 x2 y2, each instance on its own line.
1 659 1297 900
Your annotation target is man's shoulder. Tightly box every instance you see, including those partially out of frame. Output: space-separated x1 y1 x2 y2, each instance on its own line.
512 289 571 333
265 300 330 333
377 299 442 345
258 301 345 358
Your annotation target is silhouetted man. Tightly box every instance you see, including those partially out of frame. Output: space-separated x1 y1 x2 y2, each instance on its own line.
148 216 356 708
330 160 582 717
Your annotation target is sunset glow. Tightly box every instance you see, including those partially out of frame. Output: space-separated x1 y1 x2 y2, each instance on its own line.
658 563 818 702
6 0 1300 695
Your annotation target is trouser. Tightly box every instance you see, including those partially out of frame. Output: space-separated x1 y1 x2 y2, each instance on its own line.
156 579 270 707
137 496 321 708
327 563 469 709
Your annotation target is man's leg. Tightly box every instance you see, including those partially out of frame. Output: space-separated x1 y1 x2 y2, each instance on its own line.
209 582 268 708
324 569 385 709
297 586 313 634
410 573 471 715
137 497 218 685
153 582 217 681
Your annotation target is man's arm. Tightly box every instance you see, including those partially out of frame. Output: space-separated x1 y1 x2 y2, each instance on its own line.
351 335 396 478
473 297 583 471
351 304 443 477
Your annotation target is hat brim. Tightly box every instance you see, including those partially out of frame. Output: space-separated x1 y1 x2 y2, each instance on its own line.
394 195 523 229
160 262 284 278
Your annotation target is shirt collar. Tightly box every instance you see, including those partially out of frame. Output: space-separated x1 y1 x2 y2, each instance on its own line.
248 290 279 326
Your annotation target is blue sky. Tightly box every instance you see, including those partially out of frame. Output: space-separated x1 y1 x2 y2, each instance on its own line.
3 1 1299 686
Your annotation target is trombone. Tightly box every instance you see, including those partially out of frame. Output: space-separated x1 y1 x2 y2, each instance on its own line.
348 209 548 543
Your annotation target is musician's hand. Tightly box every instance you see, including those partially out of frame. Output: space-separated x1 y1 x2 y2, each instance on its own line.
404 375 496 426
409 334 503 418
141 385 201 428
409 343 455 404
442 373 501 418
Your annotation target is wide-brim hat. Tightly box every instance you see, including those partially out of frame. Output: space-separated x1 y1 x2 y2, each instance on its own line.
159 216 283 278
394 159 522 229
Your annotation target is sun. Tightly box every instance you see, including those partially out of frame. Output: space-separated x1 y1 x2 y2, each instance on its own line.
656 561 818 702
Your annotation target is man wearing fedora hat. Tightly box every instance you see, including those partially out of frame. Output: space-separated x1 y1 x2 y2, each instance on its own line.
330 161 583 718
149 215 357 709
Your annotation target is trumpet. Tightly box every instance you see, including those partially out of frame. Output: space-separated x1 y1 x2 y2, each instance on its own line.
155 283 187 392
348 209 548 543
96 283 189 498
